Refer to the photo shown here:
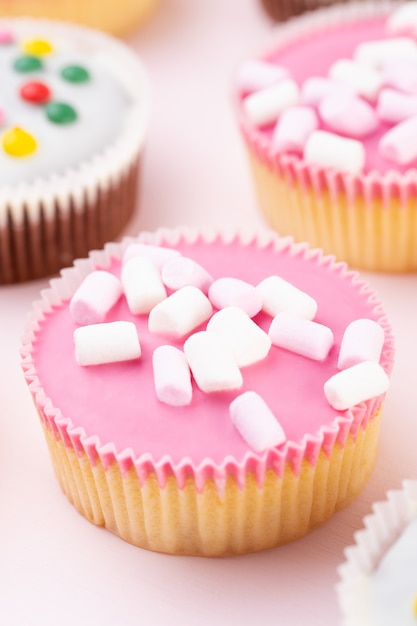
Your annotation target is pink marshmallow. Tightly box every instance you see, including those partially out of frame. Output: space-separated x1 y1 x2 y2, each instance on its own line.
0 28 14 44
70 270 123 325
379 115 417 165
301 76 356 107
243 78 300 127
271 105 318 154
377 88 417 124
161 256 213 293
122 243 180 269
383 58 417 94
236 59 289 94
152 345 192 406
208 277 262 318
319 92 378 138
268 313 334 361
338 319 385 370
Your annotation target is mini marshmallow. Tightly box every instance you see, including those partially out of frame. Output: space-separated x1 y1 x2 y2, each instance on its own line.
184 331 243 393
122 256 167 315
338 318 384 370
208 277 262 318
74 320 141 366
383 58 417 94
161 256 213 292
268 313 334 361
236 59 289 94
354 37 417 69
271 105 318 154
324 361 390 411
207 306 271 367
329 58 383 101
122 243 180 269
69 270 123 325
229 391 286 452
243 78 300 127
377 88 417 124
379 115 417 165
152 345 192 406
256 275 317 320
304 130 365 175
148 285 212 338
301 76 356 106
319 93 378 138
387 2 417 36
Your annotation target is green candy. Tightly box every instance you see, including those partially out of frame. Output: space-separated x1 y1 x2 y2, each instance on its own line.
60 64 90 84
45 102 78 125
14 55 43 72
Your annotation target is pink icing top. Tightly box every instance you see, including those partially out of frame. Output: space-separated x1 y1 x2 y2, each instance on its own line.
238 12 415 174
25 234 394 488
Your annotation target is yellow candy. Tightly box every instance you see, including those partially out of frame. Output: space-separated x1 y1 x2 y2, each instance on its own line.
2 127 37 157
22 38 53 56
413 594 417 616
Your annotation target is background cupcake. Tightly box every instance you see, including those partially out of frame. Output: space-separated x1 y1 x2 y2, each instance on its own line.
0 0 159 37
235 1 417 271
21 228 394 556
337 479 417 625
0 18 149 284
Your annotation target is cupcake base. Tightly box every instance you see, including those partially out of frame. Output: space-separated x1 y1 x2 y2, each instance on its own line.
40 409 382 556
248 147 417 273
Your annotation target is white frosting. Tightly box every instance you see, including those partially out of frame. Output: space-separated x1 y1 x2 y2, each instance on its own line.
0 33 133 184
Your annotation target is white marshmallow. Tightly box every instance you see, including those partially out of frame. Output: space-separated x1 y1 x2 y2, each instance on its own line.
121 256 167 315
304 130 365 175
319 93 378 138
301 76 356 106
208 277 262 318
207 306 271 367
74 321 141 366
377 88 417 124
324 361 390 411
271 105 318 154
229 391 286 452
69 270 122 325
387 2 417 36
256 275 317 320
379 115 417 165
338 319 385 370
268 313 334 361
236 59 289 94
383 58 417 94
354 37 417 69
122 243 180 269
329 58 383 101
161 256 213 293
152 345 192 406
243 78 300 127
184 331 243 393
148 285 212 338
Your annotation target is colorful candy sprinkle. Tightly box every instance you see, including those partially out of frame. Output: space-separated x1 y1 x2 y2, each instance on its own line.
2 127 37 157
0 28 14 45
45 102 77 124
14 55 43 73
22 38 53 56
61 64 90 83
20 80 51 104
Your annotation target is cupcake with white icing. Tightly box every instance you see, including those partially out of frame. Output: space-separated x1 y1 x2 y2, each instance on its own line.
235 1 417 271
338 480 417 625
0 18 149 284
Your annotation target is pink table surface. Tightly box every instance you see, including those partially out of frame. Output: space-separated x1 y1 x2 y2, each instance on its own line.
1 1 416 624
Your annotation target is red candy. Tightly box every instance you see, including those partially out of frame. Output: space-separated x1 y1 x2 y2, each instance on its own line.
19 81 51 104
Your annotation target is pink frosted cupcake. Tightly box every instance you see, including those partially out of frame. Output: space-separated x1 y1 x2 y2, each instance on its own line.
338 480 417 625
235 1 417 271
21 228 394 556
